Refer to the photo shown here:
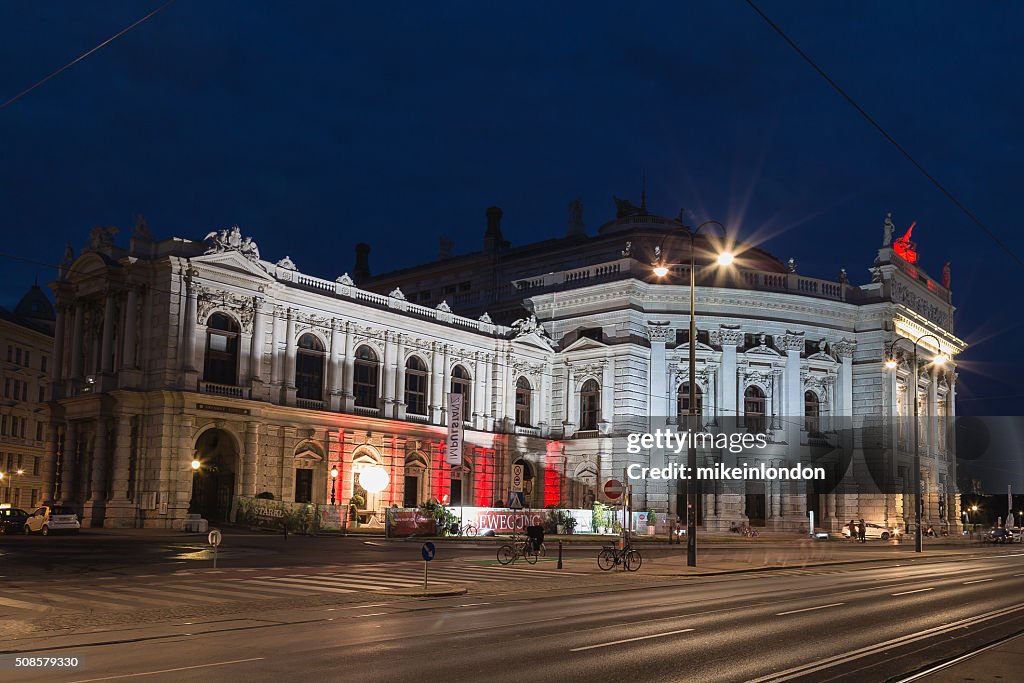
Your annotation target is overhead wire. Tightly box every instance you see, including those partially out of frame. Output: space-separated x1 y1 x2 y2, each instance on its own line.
743 0 1024 271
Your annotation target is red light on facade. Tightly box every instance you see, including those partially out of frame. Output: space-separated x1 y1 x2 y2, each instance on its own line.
893 221 918 264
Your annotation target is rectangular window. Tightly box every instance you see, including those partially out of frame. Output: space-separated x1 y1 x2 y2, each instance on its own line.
33 456 40 476
294 468 313 503
3 379 8 398
36 422 43 441
41 356 47 373
6 346 11 362
21 382 27 401
24 352 29 368
19 418 25 439
38 386 45 403
31 489 39 508
0 415 6 435
14 348 21 365
13 488 19 507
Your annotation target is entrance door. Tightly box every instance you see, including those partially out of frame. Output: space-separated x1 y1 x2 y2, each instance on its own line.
295 468 313 503
403 475 419 508
745 480 766 526
449 479 463 506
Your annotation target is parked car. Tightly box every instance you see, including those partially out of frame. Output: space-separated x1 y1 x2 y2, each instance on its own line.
841 522 901 540
985 528 1015 544
23 505 80 535
0 507 29 534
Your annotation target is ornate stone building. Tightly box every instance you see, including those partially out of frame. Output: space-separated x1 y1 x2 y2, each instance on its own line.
43 205 964 531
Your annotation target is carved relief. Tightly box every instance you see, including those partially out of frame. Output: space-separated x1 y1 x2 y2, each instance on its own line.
646 321 672 343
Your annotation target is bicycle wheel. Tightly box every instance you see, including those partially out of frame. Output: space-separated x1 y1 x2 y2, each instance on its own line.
497 545 515 565
537 542 546 557
525 547 539 564
597 548 616 571
465 525 478 537
625 550 642 572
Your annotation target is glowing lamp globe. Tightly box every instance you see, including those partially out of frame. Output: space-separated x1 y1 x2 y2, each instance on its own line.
716 251 735 266
652 264 669 278
884 359 898 370
190 459 201 471
934 354 949 366
359 467 390 493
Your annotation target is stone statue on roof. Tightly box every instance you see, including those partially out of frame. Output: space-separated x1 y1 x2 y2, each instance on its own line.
613 196 642 218
882 212 894 247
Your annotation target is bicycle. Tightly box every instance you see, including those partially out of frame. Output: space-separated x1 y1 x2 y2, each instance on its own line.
597 539 642 571
455 522 478 537
497 534 539 565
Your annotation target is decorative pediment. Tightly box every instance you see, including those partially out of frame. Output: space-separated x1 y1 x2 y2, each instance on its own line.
561 336 607 353
745 343 783 358
191 249 274 283
674 340 714 353
511 330 557 352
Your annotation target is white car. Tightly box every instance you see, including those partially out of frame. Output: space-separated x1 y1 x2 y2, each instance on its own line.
842 522 901 541
24 505 81 535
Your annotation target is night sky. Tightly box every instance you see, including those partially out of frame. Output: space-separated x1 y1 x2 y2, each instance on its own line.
2 1 1021 415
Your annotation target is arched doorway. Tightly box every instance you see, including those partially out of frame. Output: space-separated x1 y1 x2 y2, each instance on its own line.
190 428 239 522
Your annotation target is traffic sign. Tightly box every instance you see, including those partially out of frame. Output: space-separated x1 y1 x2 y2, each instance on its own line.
208 529 222 547
421 541 436 562
604 479 625 500
509 492 524 509
512 464 524 492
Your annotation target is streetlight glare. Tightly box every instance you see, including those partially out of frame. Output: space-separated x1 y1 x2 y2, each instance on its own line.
716 251 735 266
190 459 201 470
884 359 898 370
934 353 949 365
653 264 669 277
359 466 390 493
330 467 339 479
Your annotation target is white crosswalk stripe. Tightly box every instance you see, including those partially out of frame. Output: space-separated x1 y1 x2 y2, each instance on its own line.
0 561 583 615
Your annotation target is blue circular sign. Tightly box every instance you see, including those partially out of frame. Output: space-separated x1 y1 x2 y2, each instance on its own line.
421 541 436 561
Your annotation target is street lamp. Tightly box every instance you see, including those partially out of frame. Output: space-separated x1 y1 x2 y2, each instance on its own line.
885 333 950 553
330 466 339 506
191 458 201 471
653 219 734 568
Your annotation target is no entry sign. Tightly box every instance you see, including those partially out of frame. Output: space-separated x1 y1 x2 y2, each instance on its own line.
604 479 624 500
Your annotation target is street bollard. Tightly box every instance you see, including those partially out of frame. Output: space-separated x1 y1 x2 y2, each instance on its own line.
557 540 563 569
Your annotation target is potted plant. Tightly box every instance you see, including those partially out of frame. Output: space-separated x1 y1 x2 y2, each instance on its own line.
646 508 658 536
348 494 365 527
560 510 577 535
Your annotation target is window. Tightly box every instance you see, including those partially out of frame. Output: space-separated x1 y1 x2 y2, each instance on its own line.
404 356 428 416
41 356 47 373
678 383 703 422
579 327 603 343
35 422 43 441
38 386 44 403
515 377 532 427
451 365 472 411
579 379 601 431
804 390 820 434
294 468 313 503
353 346 379 408
0 415 6 435
14 349 21 365
24 352 29 368
21 382 26 401
744 386 766 433
203 313 240 385
33 456 40 476
295 334 326 401
3 379 9 398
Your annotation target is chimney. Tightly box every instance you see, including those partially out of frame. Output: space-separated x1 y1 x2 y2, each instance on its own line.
567 198 585 237
483 206 505 252
353 243 371 283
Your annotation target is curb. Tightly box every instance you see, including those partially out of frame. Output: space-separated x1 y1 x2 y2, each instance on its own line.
388 586 468 597
640 551 996 578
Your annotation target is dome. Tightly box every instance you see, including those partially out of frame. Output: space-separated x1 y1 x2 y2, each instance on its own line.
14 284 55 323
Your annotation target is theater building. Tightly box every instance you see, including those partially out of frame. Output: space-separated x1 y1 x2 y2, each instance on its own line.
42 202 964 531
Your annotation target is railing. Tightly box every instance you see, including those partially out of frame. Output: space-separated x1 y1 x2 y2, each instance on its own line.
574 429 600 439
514 425 541 437
405 413 429 423
296 398 324 411
199 381 250 399
353 405 380 417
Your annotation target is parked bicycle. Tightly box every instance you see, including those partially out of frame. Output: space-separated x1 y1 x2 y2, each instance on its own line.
497 533 539 565
452 522 478 537
598 538 642 571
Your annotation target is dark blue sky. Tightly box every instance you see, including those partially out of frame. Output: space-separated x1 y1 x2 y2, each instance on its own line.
2 1 1021 414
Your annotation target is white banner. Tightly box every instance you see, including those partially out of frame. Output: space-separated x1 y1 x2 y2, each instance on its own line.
446 392 464 466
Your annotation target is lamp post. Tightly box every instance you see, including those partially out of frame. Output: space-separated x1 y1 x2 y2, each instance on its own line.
885 334 948 553
653 220 733 567
1 469 25 506
330 466 339 506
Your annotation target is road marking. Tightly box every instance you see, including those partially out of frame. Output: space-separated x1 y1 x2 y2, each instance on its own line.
570 628 695 652
892 631 1024 682
892 588 934 596
458 602 490 607
68 657 265 682
0 594 50 611
963 578 994 584
356 612 388 617
776 602 845 616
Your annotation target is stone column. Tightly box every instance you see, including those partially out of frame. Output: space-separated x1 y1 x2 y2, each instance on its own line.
928 365 939 456
394 334 407 419
601 357 614 433
69 303 84 379
563 363 577 436
328 318 342 411
181 275 198 373
473 352 486 429
51 305 66 384
342 322 355 411
105 414 135 527
781 331 804 444
646 322 671 512
440 344 451 424
430 342 444 423
284 308 296 387
41 424 61 503
86 419 110 527
719 326 741 427
487 353 499 431
270 306 283 386
100 293 116 374
502 352 515 430
249 298 266 384
60 424 77 504
382 332 396 414
243 421 261 497
122 287 139 368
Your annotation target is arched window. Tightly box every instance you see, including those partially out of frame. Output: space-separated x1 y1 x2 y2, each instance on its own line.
515 377 532 427
804 390 820 434
353 346 379 408
451 364 472 410
404 356 428 416
744 385 766 433
296 334 326 401
204 313 239 385
579 379 601 431
678 383 703 423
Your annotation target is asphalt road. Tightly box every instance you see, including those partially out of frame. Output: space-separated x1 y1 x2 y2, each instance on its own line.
4 550 1023 682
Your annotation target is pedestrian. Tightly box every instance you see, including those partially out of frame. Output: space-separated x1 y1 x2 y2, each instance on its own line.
848 519 857 542
858 518 866 543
